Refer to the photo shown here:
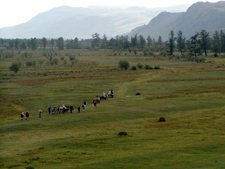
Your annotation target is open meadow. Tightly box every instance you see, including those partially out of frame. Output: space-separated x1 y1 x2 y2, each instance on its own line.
0 49 225 168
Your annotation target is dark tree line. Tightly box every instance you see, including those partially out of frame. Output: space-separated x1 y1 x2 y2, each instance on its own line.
168 30 225 58
90 30 225 57
1 30 225 57
1 37 65 50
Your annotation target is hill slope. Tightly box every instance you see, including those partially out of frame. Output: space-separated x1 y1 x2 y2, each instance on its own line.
0 5 189 39
128 1 225 40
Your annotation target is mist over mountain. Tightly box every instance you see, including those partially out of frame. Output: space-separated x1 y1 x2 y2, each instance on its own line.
128 1 225 40
0 5 189 39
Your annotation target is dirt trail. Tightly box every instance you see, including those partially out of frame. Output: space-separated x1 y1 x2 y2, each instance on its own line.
115 72 160 98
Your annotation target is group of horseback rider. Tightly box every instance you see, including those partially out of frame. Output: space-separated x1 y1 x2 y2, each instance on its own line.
21 89 114 119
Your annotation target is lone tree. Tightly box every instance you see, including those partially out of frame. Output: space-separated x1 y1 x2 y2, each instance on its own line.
131 34 138 48
118 60 130 70
91 33 101 48
189 33 201 60
101 34 108 49
41 37 47 50
157 36 162 46
50 38 55 50
169 30 176 56
147 35 153 46
30 38 37 50
139 35 146 49
199 30 210 56
10 62 21 73
57 37 64 50
177 30 186 55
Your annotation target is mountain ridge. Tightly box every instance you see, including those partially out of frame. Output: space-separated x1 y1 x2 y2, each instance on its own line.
0 5 190 39
128 1 225 40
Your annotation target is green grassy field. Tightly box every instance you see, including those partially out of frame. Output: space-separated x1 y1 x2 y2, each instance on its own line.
0 49 225 168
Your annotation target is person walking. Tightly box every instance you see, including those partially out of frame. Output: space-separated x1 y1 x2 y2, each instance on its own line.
57 107 60 114
111 88 114 94
69 105 73 113
48 106 51 114
25 111 29 121
82 104 85 112
84 101 87 106
38 110 42 118
94 101 97 108
52 107 55 115
20 112 24 120
77 106 80 113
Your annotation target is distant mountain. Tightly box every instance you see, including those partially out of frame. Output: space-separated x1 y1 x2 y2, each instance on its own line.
128 1 225 40
0 5 190 39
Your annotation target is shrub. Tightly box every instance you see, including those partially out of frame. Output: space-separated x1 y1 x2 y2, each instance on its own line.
26 166 35 169
118 60 130 70
25 61 36 67
149 51 154 56
160 50 167 57
143 51 148 56
22 52 32 58
145 65 150 69
38 60 44 65
195 57 206 63
154 65 160 69
118 131 128 136
68 54 76 61
137 63 143 69
158 117 166 122
5 52 14 58
22 52 29 58
131 66 137 70
9 62 21 73
52 58 59 65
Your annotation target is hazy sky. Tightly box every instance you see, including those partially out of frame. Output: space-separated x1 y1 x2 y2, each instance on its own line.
0 0 222 28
